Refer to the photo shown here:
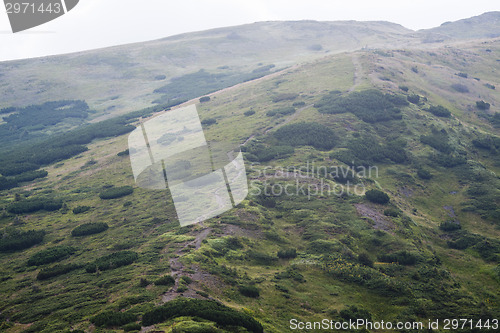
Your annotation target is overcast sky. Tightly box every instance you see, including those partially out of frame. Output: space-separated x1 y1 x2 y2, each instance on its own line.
0 0 499 61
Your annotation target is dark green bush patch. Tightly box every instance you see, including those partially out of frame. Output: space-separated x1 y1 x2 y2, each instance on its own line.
99 186 134 199
7 197 62 214
238 285 260 298
142 298 263 333
0 229 45 252
378 250 418 265
91 311 137 328
315 89 406 123
273 122 336 150
85 251 138 273
72 206 91 214
154 275 175 286
71 222 109 237
37 263 80 280
27 245 76 266
365 189 390 204
426 105 451 117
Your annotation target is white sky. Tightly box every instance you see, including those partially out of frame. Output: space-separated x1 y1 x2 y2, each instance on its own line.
0 0 499 61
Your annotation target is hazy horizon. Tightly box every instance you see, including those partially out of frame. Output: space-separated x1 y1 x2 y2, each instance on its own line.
0 0 499 61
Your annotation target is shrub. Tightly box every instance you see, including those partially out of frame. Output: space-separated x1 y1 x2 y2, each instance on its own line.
407 94 420 104
7 197 62 214
292 101 306 107
484 83 496 90
117 149 129 156
37 263 79 280
439 221 461 232
155 275 175 286
383 208 400 217
244 110 256 116
0 229 45 252
420 131 452 153
315 89 405 123
417 168 433 180
123 323 142 331
247 250 277 265
277 248 297 259
142 298 263 333
199 96 211 103
365 189 390 204
180 275 193 284
72 206 91 214
274 267 305 283
91 311 137 328
266 106 295 117
399 85 409 92
201 118 217 126
427 105 451 117
71 222 108 237
99 186 134 199
456 72 468 78
451 83 469 93
238 285 260 298
379 250 418 265
85 251 138 273
476 100 491 110
273 122 336 149
27 245 76 266
358 253 374 267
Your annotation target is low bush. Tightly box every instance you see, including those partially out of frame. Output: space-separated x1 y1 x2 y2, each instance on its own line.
378 250 418 265
365 189 390 204
0 229 45 252
273 122 336 149
476 100 491 110
91 311 137 328
71 222 108 237
266 106 295 117
277 248 297 259
417 168 433 179
407 94 420 104
155 275 175 286
199 96 211 103
244 110 256 116
142 298 263 332
383 208 400 217
85 251 138 273
27 245 76 266
37 263 79 280
72 206 91 214
7 197 62 214
439 221 461 232
238 285 260 298
427 105 451 117
99 186 134 199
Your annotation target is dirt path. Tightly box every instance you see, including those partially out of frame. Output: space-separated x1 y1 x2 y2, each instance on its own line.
161 225 212 302
349 53 364 92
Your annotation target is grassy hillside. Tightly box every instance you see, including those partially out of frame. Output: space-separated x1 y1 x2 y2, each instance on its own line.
0 16 500 333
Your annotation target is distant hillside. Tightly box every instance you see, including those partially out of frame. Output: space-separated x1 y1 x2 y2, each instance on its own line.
0 20 415 118
418 11 500 42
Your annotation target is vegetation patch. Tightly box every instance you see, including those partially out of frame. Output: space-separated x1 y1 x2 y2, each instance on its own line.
315 89 407 123
71 222 109 237
0 229 45 252
85 251 138 273
142 298 263 333
99 186 134 199
273 122 336 149
27 245 76 266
